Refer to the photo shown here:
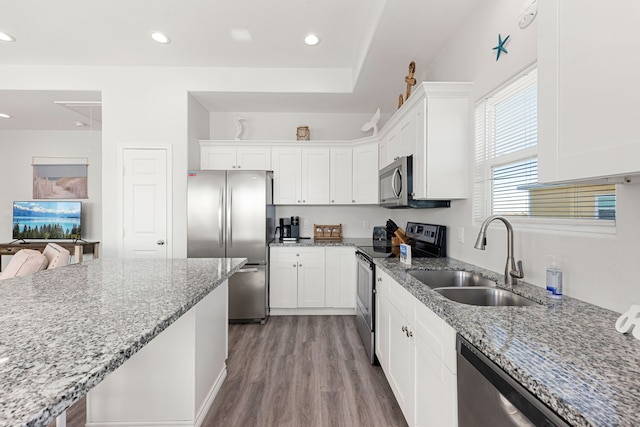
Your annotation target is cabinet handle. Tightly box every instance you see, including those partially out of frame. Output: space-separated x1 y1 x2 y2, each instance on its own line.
293 264 297 267
237 165 241 168
232 165 236 168
298 200 301 203
331 200 335 203
352 200 355 203
303 200 306 203
377 277 382 282
406 330 413 338
298 263 302 267
401 325 407 332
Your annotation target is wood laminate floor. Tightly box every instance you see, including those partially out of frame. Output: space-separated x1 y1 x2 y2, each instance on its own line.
49 315 407 427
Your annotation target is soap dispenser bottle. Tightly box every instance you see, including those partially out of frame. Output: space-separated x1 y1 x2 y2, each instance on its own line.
546 255 563 298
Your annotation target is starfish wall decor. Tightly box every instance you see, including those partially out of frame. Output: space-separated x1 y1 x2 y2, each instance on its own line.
493 33 510 61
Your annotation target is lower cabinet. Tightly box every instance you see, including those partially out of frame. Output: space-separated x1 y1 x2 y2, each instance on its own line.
325 246 356 308
270 246 356 313
270 247 325 308
376 268 457 427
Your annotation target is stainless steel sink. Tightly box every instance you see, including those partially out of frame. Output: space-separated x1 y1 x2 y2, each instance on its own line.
434 287 539 307
408 270 496 289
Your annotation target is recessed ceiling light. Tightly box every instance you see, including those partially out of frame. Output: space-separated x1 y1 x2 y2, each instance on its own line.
0 113 11 119
0 32 15 42
231 28 252 42
150 31 171 44
304 33 320 46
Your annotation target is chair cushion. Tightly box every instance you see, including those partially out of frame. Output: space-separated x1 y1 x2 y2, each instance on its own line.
0 249 48 280
43 243 71 269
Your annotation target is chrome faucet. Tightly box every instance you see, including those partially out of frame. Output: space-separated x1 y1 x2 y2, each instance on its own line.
474 215 524 286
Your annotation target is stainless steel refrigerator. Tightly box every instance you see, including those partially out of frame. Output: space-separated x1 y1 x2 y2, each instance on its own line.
187 170 275 323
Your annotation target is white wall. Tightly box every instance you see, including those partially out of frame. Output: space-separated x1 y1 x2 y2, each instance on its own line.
0 130 102 269
209 112 386 141
419 0 640 313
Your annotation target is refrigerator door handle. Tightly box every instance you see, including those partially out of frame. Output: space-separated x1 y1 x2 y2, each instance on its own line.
227 187 233 247
218 187 224 247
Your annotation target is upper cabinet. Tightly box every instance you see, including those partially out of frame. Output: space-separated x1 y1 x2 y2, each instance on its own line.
272 147 330 205
538 1 640 183
379 82 472 200
200 143 271 170
330 141 379 204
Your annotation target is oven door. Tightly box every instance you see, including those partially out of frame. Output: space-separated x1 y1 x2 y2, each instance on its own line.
355 251 375 363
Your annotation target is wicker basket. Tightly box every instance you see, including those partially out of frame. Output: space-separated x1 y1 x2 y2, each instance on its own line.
313 224 343 241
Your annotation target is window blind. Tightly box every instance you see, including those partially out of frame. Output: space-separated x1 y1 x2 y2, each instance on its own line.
474 67 616 223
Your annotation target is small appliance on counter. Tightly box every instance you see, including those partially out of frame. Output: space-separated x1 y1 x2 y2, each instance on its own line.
373 226 392 250
275 217 292 241
291 216 300 238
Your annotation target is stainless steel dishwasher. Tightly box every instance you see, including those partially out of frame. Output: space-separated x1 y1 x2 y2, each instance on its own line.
457 335 570 427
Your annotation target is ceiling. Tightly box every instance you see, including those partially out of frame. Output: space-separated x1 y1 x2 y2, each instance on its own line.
0 0 482 130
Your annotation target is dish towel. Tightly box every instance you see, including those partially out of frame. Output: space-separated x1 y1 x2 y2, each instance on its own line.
615 305 640 340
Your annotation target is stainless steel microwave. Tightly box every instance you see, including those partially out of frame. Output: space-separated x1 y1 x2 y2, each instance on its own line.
378 156 451 209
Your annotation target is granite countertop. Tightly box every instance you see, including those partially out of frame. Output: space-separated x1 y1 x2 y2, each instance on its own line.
0 257 246 427
374 257 640 427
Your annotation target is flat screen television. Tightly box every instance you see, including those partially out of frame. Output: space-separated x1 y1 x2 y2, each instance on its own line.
12 201 82 241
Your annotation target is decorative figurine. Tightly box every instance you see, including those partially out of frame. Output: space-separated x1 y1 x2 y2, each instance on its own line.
405 61 417 101
234 116 245 140
361 108 381 136
296 125 310 141
398 94 404 109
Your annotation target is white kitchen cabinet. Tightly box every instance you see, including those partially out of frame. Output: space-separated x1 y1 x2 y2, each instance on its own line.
273 147 329 205
330 142 378 205
538 1 640 183
269 247 325 309
377 82 471 199
352 142 379 204
272 148 301 205
325 247 356 308
413 297 457 427
330 147 353 204
301 147 330 204
200 144 271 170
376 270 457 427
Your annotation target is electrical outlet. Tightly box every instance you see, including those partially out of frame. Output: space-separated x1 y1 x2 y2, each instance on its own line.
303 220 309 229
363 220 369 229
457 227 464 244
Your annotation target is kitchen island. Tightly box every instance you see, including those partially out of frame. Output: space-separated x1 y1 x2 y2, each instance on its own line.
375 257 640 427
0 257 246 427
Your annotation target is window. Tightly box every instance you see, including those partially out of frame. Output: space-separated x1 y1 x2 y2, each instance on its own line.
474 67 616 228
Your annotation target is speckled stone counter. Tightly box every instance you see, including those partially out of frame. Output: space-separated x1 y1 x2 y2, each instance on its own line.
0 257 246 427
374 257 640 427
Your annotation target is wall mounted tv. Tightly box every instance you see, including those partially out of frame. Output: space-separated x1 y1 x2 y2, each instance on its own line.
12 201 82 241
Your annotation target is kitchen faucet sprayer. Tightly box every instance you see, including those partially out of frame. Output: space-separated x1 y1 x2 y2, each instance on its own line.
474 215 524 286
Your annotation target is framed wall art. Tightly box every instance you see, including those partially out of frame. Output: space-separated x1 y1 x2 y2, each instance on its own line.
32 157 88 199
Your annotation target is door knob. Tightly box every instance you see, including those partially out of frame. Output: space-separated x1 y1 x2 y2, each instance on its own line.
157 240 165 245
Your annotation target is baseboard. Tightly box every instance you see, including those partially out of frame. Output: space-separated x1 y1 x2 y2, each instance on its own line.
270 307 356 316
195 367 227 427
85 420 192 427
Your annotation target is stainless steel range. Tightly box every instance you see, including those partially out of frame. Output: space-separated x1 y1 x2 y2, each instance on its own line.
355 222 447 364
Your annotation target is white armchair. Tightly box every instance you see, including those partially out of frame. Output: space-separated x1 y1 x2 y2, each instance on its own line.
42 243 71 269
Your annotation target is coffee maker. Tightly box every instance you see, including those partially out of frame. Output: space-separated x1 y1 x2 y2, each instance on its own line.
276 217 292 240
290 216 300 238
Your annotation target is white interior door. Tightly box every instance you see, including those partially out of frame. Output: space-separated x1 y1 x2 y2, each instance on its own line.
122 148 169 258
